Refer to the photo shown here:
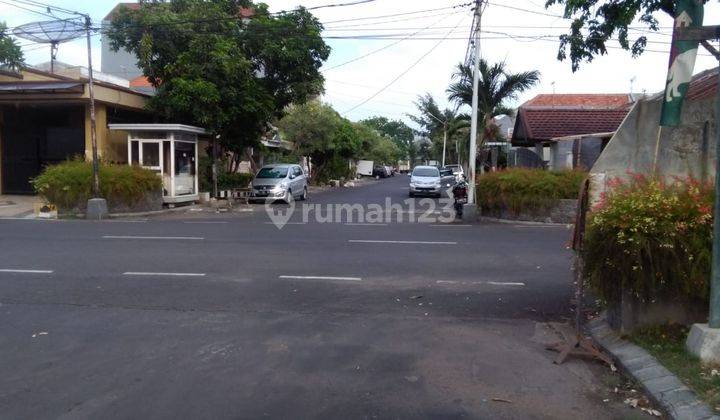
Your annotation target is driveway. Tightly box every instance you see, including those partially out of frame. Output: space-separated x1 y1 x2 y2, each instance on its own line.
0 176 644 419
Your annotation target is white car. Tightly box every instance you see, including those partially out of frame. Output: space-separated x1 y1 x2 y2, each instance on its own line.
409 165 442 198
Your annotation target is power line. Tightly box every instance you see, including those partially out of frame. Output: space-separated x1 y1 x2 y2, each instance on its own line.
323 3 472 25
342 16 468 116
322 12 469 71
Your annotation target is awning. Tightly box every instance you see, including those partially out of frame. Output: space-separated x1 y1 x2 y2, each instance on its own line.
0 81 84 94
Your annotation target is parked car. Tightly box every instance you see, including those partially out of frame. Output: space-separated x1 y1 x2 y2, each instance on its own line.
249 164 308 203
409 165 442 198
445 164 464 182
439 167 456 188
373 165 388 178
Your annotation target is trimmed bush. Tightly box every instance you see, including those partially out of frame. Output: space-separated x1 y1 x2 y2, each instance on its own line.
477 168 586 214
584 174 713 305
33 160 162 212
218 172 253 190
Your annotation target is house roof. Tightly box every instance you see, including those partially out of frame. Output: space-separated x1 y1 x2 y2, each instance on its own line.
681 67 717 101
129 75 152 88
522 94 633 109
511 93 633 146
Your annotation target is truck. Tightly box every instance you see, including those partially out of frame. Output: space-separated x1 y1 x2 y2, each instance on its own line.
356 160 374 177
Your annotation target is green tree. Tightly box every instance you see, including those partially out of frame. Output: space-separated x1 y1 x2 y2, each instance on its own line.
359 116 414 162
0 22 23 71
545 0 708 71
409 94 468 165
277 101 361 182
106 0 330 158
446 60 539 161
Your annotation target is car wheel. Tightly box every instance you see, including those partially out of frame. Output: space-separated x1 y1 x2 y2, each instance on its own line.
300 187 308 201
284 190 292 203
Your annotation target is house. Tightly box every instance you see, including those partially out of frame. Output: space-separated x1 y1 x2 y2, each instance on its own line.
0 66 153 194
511 94 634 170
589 68 717 203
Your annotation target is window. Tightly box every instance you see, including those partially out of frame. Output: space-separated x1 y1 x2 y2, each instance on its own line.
130 141 139 165
412 167 439 177
175 142 196 176
142 143 160 167
293 166 303 177
256 167 288 179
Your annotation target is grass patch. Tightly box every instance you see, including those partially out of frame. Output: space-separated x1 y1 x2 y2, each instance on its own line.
631 324 720 413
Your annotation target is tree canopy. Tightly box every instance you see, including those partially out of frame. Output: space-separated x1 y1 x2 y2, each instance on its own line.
545 0 708 71
106 0 330 152
359 116 414 162
0 22 23 72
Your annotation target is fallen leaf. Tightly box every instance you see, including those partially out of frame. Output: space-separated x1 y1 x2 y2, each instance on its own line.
491 398 512 404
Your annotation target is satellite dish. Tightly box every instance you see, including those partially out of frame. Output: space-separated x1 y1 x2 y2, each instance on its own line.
13 18 86 73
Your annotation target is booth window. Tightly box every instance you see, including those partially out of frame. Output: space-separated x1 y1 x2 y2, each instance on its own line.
130 141 139 165
142 143 160 167
175 142 196 175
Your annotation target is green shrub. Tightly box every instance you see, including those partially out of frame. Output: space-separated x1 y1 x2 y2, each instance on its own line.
477 168 586 214
217 172 253 190
584 174 713 305
33 160 161 211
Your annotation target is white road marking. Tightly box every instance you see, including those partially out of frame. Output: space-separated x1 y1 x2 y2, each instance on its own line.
349 240 457 245
183 221 229 224
487 281 526 287
344 223 388 226
278 275 362 282
263 222 307 225
123 272 206 277
104 220 148 223
103 235 204 240
0 269 53 274
435 280 525 287
429 224 471 227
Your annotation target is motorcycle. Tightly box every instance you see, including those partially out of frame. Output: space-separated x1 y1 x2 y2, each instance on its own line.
451 178 468 219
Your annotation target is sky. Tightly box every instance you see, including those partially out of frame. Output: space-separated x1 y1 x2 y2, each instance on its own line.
2 0 719 128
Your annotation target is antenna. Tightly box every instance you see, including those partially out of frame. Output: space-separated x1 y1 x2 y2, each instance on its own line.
13 18 86 73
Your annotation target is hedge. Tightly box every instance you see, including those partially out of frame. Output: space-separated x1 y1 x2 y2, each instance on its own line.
476 168 586 214
584 174 713 305
33 160 161 212
218 172 253 190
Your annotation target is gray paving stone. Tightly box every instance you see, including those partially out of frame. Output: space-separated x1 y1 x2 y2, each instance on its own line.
622 354 658 371
613 343 646 360
632 365 672 382
644 375 685 395
669 402 716 420
659 386 696 408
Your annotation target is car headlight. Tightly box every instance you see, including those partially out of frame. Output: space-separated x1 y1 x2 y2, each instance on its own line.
272 183 288 191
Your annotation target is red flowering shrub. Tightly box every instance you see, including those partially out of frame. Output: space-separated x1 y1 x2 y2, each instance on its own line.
584 174 713 305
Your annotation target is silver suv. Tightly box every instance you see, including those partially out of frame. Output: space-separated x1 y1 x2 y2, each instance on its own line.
250 164 308 203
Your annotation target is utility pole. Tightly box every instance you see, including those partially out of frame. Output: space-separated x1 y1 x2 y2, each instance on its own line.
441 122 448 167
467 0 483 205
84 14 107 219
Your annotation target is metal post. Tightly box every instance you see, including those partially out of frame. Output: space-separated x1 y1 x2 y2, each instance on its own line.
85 16 100 197
468 0 482 204
709 64 720 328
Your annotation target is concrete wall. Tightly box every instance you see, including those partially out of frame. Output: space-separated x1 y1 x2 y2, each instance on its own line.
550 141 573 170
101 22 143 81
590 97 716 203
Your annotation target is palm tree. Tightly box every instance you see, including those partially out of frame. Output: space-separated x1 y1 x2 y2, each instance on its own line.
447 60 539 165
408 93 469 166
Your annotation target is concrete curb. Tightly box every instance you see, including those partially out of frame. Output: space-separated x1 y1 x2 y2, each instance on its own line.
477 216 571 227
587 317 719 419
67 205 255 219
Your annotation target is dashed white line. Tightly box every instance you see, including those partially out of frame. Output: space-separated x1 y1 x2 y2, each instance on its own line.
429 224 471 227
278 275 362 282
183 221 229 224
435 280 525 287
123 272 206 277
344 223 389 226
0 269 53 274
103 235 204 240
349 240 457 245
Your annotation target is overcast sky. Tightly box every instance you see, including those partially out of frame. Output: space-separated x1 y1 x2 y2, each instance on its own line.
2 0 719 127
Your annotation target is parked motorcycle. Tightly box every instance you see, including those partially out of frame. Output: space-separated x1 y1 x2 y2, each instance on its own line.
451 178 468 219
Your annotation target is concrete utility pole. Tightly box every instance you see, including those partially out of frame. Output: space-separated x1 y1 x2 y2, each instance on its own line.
442 122 448 167
84 15 107 220
467 0 483 206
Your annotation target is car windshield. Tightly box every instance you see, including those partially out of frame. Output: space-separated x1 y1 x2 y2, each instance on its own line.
256 167 288 179
413 167 439 177
440 168 453 176
446 165 461 171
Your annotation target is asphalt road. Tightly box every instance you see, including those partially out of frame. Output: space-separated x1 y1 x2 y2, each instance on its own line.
0 175 641 419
